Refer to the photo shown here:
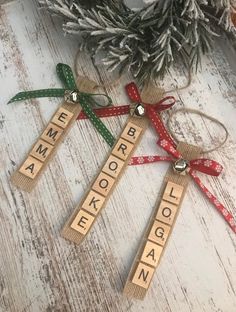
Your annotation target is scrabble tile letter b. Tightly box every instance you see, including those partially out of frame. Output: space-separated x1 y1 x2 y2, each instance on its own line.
121 122 142 144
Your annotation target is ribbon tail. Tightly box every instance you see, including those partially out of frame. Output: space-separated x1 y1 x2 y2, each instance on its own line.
79 94 115 147
129 155 173 166
190 171 236 234
146 107 176 147
8 89 66 104
56 63 77 90
77 105 130 120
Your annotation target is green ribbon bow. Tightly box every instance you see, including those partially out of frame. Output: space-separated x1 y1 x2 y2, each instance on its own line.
8 63 115 147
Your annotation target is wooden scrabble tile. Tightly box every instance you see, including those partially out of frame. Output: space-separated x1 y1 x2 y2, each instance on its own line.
51 107 74 129
148 220 170 246
155 200 178 225
102 155 125 178
30 139 53 162
121 122 143 144
140 240 163 268
163 181 184 205
92 172 115 197
112 138 134 161
81 190 105 216
70 209 95 235
132 262 155 289
41 123 63 146
19 156 43 179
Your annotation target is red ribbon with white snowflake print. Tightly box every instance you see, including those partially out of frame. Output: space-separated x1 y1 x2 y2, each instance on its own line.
125 82 236 234
77 81 236 233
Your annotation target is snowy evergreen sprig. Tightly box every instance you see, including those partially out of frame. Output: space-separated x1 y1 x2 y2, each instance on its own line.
39 0 236 83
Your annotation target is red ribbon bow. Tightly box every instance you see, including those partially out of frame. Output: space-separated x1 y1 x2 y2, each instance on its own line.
77 82 175 120
158 138 223 177
76 81 235 233
125 83 236 234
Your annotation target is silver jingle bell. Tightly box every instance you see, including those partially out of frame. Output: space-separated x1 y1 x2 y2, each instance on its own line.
64 90 80 104
130 103 146 118
173 158 189 175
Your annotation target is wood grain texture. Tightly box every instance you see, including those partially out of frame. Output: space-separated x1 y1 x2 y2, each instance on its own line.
0 1 236 311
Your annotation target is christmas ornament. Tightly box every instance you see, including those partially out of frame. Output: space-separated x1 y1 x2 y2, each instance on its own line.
8 63 115 191
74 83 235 299
122 109 236 299
39 0 236 83
61 83 175 244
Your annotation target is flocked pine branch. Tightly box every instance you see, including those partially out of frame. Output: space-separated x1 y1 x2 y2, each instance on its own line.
39 0 236 83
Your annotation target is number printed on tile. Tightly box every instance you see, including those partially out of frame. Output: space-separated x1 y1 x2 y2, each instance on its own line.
155 200 178 225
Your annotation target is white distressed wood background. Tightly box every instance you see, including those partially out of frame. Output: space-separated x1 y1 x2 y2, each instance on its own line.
0 1 236 311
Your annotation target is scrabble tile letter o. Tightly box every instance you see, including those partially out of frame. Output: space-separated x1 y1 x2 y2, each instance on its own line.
155 200 178 225
92 172 115 196
102 155 125 178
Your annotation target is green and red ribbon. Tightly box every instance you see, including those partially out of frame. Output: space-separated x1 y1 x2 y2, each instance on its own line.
8 63 116 147
125 82 236 234
9 64 235 233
